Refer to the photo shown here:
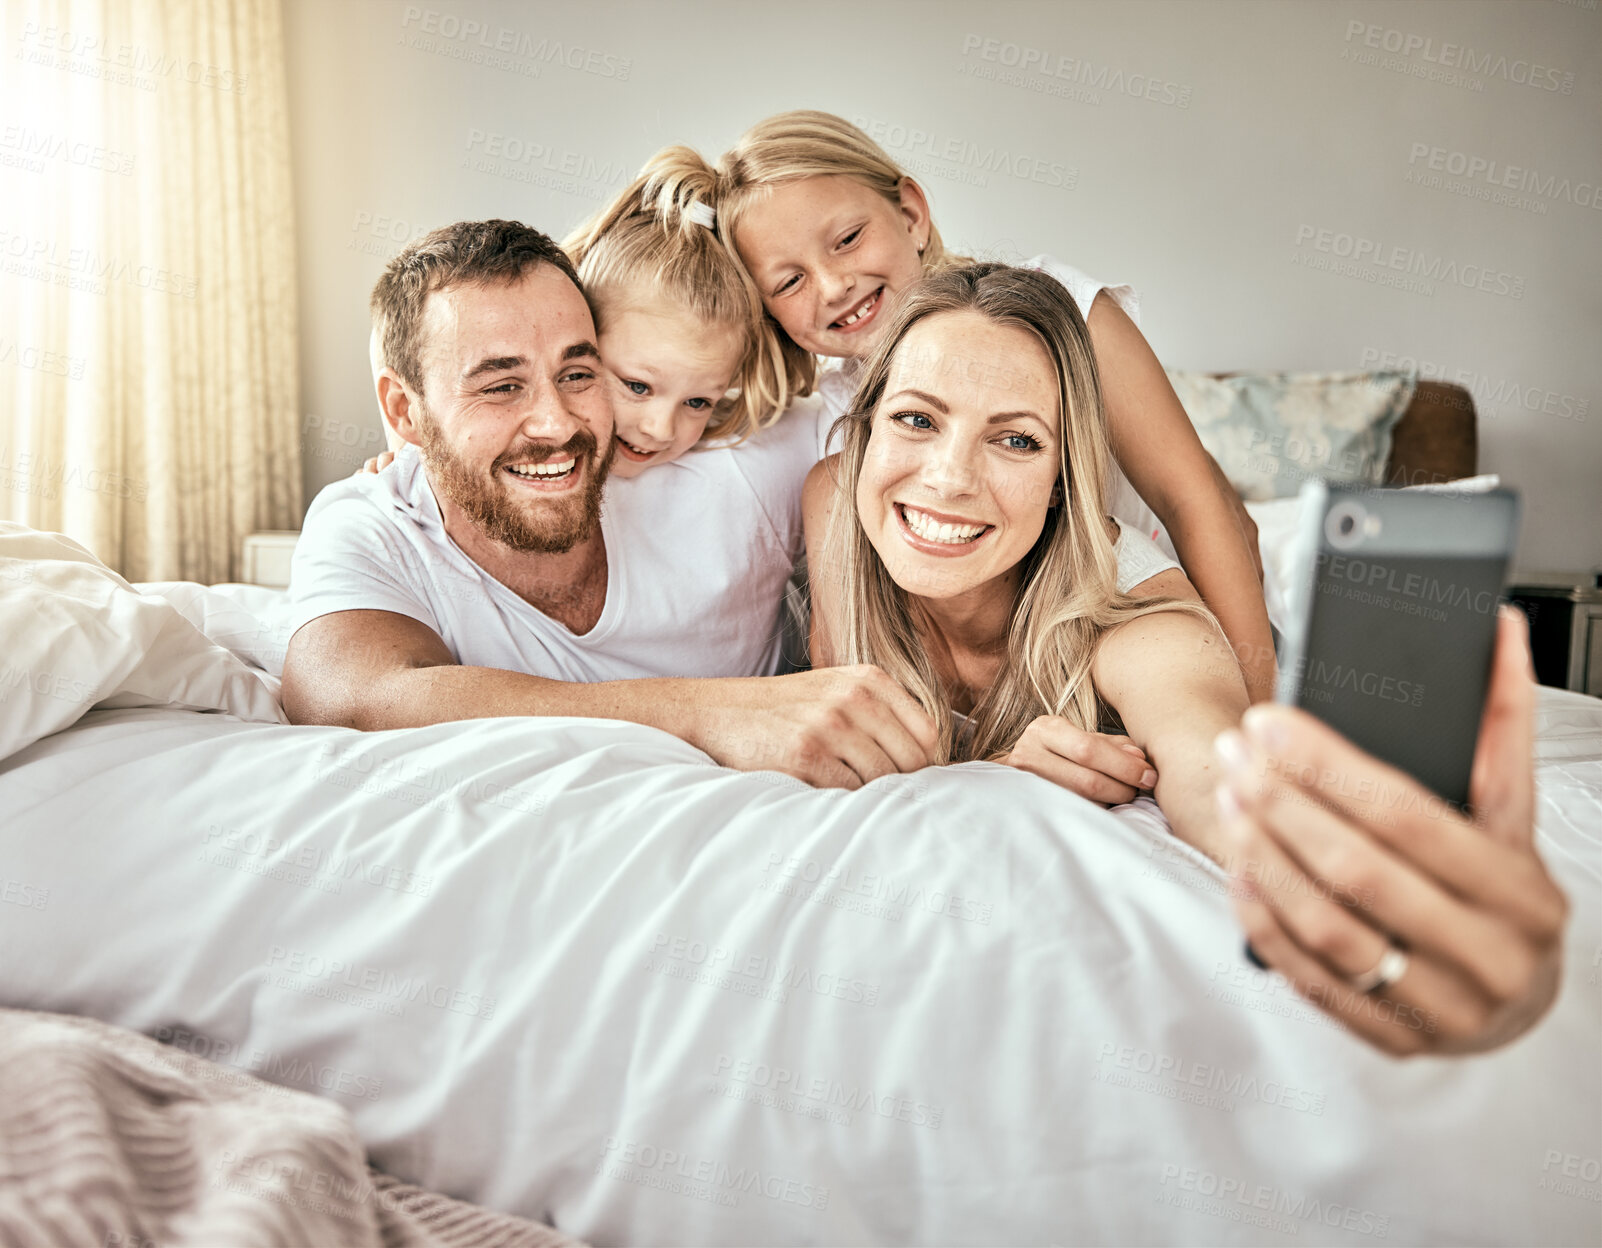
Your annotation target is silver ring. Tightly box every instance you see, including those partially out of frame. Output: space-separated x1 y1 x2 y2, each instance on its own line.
1349 944 1409 995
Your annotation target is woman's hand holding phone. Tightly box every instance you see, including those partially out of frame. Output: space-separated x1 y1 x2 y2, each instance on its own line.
1211 607 1568 1055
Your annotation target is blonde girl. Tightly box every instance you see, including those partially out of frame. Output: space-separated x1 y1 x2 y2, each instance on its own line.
708 110 1278 702
805 261 1247 853
559 146 798 473
368 146 802 475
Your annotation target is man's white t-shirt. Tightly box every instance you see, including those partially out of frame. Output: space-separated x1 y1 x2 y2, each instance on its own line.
815 254 1176 561
288 395 833 681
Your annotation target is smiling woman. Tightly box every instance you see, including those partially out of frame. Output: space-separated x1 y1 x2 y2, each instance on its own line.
806 262 1249 860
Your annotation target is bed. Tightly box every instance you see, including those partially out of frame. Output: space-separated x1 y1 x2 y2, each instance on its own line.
3 382 1600 1246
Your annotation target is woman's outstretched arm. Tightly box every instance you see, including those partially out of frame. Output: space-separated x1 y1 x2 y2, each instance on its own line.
1091 608 1251 863
1212 609 1566 1055
1088 295 1277 702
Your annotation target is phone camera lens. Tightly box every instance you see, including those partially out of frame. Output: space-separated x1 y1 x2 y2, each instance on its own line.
1325 499 1368 550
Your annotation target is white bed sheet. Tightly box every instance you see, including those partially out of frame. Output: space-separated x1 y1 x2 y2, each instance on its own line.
2 675 1600 1245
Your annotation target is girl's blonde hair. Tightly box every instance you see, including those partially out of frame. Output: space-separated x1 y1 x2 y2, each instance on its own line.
564 146 799 443
823 263 1217 763
714 110 970 397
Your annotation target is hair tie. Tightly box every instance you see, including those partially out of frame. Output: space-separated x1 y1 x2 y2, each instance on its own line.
684 200 716 230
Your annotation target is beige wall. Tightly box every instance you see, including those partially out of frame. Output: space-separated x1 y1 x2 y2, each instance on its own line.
284 0 1601 572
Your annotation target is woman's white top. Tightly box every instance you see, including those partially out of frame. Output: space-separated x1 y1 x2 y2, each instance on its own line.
1111 520 1180 593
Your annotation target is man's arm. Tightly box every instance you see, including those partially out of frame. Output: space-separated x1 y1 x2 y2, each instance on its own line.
282 609 939 790
1088 294 1277 702
1091 607 1251 863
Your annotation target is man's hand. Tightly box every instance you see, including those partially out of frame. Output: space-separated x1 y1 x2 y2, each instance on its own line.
1003 716 1157 805
1212 608 1568 1055
688 664 939 789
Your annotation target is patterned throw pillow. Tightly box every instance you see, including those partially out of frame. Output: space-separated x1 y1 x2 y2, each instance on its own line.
1166 371 1418 501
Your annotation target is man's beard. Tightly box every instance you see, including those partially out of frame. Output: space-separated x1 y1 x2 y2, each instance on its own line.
415 408 614 554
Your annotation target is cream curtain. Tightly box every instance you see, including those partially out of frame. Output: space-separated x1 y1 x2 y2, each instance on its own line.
0 0 301 582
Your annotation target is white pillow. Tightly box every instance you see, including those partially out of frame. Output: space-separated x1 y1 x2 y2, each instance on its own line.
137 581 294 678
0 524 285 762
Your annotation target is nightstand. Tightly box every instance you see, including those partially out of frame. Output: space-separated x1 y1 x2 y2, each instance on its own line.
240 530 300 589
1508 573 1602 697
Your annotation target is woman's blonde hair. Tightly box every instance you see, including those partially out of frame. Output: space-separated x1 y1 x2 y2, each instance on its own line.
563 146 798 443
714 110 970 398
823 263 1217 763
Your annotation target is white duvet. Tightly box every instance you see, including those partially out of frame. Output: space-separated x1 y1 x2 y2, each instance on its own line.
1 547 1600 1244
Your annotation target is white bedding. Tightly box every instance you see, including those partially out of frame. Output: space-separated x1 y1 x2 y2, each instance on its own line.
1 574 1600 1244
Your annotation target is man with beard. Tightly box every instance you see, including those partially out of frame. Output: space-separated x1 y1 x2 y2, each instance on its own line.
281 219 937 788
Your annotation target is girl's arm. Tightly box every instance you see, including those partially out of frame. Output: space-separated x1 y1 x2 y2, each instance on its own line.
1091 608 1251 864
1087 295 1277 701
802 455 846 668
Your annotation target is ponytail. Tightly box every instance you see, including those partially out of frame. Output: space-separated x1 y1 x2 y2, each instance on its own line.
564 146 807 442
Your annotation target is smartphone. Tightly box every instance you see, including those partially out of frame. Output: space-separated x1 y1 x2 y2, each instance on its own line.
1275 481 1520 809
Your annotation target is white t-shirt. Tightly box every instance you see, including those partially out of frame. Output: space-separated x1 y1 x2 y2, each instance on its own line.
288 396 832 681
815 254 1176 561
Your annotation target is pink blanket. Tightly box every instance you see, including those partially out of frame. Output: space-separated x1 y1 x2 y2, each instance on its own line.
0 1009 583 1248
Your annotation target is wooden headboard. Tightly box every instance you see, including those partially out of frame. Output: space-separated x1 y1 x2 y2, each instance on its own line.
1385 380 1477 486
